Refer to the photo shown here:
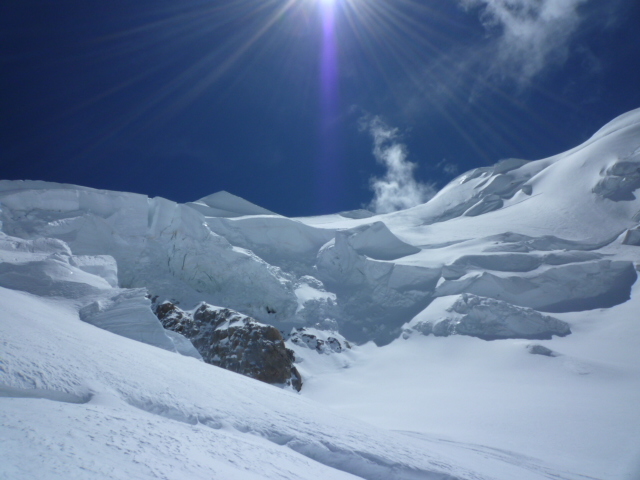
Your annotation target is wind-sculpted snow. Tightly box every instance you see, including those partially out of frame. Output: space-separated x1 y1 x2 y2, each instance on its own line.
68 255 118 287
442 251 606 278
406 294 571 340
0 257 111 299
591 108 640 140
0 285 577 480
187 190 278 217
481 232 615 252
338 208 376 219
436 259 637 313
383 158 542 226
79 289 181 354
483 232 618 255
343 221 420 260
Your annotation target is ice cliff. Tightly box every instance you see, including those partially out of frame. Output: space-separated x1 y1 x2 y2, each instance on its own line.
3 109 640 348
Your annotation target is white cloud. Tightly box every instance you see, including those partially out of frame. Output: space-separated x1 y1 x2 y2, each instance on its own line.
361 116 436 214
460 0 589 83
436 158 460 177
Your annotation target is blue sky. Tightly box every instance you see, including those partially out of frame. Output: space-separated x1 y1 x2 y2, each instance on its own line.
2 0 640 216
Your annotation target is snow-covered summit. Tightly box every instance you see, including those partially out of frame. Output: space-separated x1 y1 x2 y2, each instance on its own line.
383 107 640 243
187 190 278 217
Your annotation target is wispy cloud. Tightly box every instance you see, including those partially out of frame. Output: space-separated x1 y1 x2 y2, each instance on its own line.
436 159 460 177
459 0 589 83
360 116 436 214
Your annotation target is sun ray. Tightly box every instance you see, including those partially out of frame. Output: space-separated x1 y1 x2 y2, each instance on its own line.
316 0 343 212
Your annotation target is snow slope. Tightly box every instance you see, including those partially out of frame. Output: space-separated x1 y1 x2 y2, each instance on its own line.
3 108 640 479
1 285 593 480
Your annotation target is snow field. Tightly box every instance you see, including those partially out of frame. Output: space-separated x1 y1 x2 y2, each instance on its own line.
1 285 600 480
300 282 640 480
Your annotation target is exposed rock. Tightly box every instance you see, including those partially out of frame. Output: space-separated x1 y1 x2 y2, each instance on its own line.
406 294 571 341
155 301 302 391
287 327 351 354
527 344 560 357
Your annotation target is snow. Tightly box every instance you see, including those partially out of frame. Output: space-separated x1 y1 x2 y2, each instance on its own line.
302 302 640 480
294 279 336 313
1 285 590 480
342 221 420 260
0 253 113 299
0 183 300 324
405 293 571 340
205 214 334 272
187 190 278 217
79 289 178 353
434 259 637 313
3 108 640 479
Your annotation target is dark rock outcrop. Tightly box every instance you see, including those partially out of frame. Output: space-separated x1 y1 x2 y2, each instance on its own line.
527 344 560 357
155 301 302 391
288 327 351 354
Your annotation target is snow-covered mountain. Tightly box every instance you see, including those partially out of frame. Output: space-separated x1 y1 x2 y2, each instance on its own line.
2 109 640 479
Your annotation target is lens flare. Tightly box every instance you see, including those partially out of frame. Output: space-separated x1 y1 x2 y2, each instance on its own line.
51 0 542 194
316 0 343 212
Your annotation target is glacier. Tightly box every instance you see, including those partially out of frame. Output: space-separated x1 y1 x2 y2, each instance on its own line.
2 109 640 479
